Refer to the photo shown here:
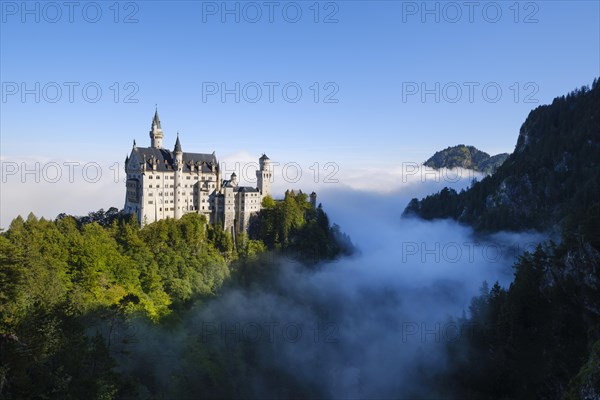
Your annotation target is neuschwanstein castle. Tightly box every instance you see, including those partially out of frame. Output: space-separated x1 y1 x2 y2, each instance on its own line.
124 110 272 231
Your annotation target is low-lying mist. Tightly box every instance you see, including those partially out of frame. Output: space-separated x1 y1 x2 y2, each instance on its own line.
106 174 545 399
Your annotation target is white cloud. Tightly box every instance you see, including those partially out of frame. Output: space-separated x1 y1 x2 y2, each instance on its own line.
0 153 484 229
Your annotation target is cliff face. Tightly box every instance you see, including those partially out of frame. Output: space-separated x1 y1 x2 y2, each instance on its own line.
424 145 509 174
406 79 600 234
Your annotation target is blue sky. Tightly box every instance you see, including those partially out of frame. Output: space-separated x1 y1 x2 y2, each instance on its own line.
0 0 599 224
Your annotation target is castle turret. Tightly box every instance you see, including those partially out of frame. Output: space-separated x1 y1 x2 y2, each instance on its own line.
257 154 271 197
310 192 317 208
149 109 164 148
174 133 183 219
230 172 238 187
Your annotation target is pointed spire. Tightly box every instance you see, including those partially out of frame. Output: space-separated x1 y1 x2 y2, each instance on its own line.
174 132 182 153
152 108 161 129
149 108 163 149
133 139 137 148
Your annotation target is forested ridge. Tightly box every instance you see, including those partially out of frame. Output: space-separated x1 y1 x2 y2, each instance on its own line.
406 78 600 234
407 79 600 398
0 192 351 398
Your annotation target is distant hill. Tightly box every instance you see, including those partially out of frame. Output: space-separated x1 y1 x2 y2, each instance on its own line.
423 145 509 174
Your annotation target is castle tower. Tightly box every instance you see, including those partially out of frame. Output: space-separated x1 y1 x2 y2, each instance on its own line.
173 133 183 219
310 192 317 208
230 172 238 187
256 154 271 197
149 109 164 149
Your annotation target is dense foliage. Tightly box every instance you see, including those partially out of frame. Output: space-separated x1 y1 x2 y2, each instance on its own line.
409 79 600 398
0 212 230 398
423 144 509 174
0 198 351 398
442 239 600 399
249 190 353 262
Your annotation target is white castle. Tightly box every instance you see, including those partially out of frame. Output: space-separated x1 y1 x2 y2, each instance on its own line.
124 110 272 232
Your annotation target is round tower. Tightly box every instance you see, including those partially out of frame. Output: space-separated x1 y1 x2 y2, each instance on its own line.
310 192 317 208
173 133 183 219
256 154 271 197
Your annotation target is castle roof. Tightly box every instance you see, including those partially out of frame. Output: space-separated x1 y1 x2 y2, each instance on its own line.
129 146 217 173
174 134 182 152
220 177 259 192
235 186 259 193
152 110 161 129
259 154 269 161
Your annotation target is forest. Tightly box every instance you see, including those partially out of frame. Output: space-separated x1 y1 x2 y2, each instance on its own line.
408 79 600 398
0 191 352 398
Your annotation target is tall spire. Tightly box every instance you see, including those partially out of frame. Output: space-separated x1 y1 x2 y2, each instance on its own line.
152 108 161 130
149 108 164 149
174 132 182 153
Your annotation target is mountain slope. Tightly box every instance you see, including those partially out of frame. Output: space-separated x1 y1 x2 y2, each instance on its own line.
408 78 600 399
406 79 600 234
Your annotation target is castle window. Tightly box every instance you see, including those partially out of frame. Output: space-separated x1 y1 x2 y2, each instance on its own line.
148 200 153 204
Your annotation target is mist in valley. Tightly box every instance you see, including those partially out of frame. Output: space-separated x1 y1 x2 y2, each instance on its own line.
109 170 545 399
